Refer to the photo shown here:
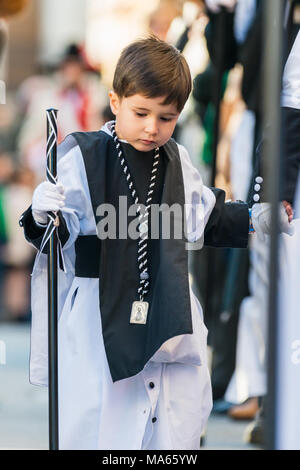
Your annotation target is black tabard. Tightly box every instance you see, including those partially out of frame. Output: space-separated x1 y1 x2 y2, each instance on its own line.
72 130 192 382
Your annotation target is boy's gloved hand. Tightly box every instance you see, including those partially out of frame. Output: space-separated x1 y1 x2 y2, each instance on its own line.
205 0 237 13
32 181 65 225
252 202 295 242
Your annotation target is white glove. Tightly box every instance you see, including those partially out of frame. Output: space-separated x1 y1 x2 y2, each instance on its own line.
205 0 237 13
251 202 295 242
32 181 65 225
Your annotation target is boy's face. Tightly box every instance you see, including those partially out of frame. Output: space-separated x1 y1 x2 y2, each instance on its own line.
109 92 180 152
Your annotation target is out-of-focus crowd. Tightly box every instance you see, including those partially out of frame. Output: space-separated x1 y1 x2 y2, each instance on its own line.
0 42 112 322
1 0 299 447
0 0 218 322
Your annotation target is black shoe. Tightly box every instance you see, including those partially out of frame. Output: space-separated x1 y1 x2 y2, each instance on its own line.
244 409 265 446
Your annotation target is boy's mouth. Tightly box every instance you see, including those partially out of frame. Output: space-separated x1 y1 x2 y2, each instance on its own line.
140 139 156 145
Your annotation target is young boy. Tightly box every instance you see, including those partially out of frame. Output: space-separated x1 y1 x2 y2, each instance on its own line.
20 36 291 450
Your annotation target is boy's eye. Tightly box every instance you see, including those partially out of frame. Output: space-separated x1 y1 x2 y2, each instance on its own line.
135 112 173 122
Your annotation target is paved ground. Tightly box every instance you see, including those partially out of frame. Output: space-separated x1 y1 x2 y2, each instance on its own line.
0 323 260 450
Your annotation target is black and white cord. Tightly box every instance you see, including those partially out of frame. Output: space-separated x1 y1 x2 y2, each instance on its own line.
111 121 159 301
39 109 66 272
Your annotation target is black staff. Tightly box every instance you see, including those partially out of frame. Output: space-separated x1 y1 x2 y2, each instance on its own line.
46 108 59 450
262 1 284 450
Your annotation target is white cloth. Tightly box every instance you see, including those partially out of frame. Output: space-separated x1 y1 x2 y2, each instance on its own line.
28 125 217 450
226 29 300 408
282 31 300 109
32 181 65 224
234 0 257 44
225 234 269 404
251 202 294 242
230 109 255 201
277 178 300 450
275 26 300 451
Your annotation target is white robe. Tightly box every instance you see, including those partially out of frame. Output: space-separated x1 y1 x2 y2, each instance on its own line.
28 124 217 450
225 31 300 407
276 30 300 450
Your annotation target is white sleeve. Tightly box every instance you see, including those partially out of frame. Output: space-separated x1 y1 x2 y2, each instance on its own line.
57 140 96 250
282 31 300 110
29 138 96 386
177 143 216 244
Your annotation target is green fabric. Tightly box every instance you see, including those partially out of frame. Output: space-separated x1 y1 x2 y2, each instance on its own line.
0 186 7 243
202 103 215 165
200 71 229 166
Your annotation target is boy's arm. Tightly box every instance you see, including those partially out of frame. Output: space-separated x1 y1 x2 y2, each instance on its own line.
20 139 90 254
19 205 70 253
204 187 249 248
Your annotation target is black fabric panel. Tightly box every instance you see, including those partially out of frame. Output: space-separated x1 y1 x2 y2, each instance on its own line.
204 188 249 248
238 2 262 114
19 205 69 253
250 107 300 206
248 140 263 206
72 131 193 382
19 205 46 250
281 106 300 204
205 11 238 71
75 235 101 278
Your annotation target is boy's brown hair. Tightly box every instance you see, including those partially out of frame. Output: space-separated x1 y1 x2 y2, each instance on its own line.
113 35 192 112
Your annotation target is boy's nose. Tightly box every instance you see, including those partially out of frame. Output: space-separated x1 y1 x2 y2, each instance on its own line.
144 119 158 136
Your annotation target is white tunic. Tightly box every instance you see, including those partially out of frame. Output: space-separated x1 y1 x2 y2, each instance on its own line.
225 31 300 408
28 125 217 450
276 30 300 450
282 31 300 109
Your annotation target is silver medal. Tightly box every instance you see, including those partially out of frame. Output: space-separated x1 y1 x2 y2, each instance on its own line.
130 301 149 324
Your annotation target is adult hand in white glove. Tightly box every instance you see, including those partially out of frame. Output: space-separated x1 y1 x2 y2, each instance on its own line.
205 0 237 13
32 181 65 225
252 202 295 242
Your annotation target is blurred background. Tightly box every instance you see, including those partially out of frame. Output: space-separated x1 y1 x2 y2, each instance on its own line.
0 0 298 450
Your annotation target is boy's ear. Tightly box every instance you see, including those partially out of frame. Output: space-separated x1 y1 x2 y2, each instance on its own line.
109 91 120 116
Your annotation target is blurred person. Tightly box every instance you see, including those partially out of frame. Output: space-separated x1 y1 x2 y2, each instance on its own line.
148 0 183 41
244 26 300 448
225 1 300 429
0 0 29 76
191 0 248 406
200 1 282 419
277 31 300 446
1 165 34 321
0 0 31 319
0 1 32 156
0 152 14 183
167 1 209 177
0 152 14 317
0 154 34 322
18 35 289 450
223 0 264 419
17 43 108 180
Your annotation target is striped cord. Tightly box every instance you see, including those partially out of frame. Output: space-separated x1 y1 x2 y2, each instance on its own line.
111 122 159 301
38 109 66 272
